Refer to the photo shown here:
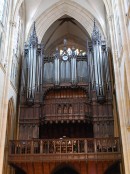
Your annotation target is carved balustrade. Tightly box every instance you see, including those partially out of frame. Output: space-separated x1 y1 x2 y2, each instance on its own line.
9 138 120 155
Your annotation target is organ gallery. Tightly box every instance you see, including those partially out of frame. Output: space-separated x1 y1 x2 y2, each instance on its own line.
9 21 121 174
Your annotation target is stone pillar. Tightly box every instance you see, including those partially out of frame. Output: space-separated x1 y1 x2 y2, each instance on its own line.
107 12 130 174
0 20 16 174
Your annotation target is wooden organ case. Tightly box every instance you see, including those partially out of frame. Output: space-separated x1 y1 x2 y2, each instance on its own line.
19 22 113 141
9 22 121 174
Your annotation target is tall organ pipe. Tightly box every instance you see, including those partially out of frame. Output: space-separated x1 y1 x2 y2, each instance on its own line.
28 45 37 99
21 47 28 93
40 45 44 92
54 48 60 85
91 21 106 102
103 47 111 91
88 44 95 90
71 47 77 84
22 22 45 104
36 44 43 92
27 23 38 101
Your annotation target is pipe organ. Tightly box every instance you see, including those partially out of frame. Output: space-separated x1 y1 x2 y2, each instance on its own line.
20 21 113 140
42 40 88 85
88 21 111 102
22 22 44 104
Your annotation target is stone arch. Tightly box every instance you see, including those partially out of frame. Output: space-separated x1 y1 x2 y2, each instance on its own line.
14 0 113 42
2 97 15 174
13 0 25 20
11 0 26 27
7 97 15 139
27 0 107 42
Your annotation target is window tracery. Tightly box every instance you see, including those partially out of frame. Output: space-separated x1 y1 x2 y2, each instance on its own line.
0 0 9 67
10 7 24 88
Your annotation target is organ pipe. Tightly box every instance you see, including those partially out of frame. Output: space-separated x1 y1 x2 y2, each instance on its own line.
54 47 60 85
71 47 77 84
22 20 111 104
22 22 43 104
27 22 38 101
89 20 109 103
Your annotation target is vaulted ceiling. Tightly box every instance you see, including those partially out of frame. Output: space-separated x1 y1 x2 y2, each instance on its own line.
41 15 90 53
23 0 107 51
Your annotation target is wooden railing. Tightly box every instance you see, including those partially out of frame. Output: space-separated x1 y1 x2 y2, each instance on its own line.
9 137 120 154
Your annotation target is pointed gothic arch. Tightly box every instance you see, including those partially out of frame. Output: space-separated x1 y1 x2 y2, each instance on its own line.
2 97 15 174
27 0 107 42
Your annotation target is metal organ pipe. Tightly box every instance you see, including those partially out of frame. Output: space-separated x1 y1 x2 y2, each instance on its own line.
36 46 42 92
104 48 111 91
36 53 40 91
22 22 43 104
88 44 95 90
54 48 60 85
40 46 44 91
71 47 77 84
27 26 38 101
22 21 110 105
21 49 27 93
66 61 70 82
91 21 107 102
93 40 103 96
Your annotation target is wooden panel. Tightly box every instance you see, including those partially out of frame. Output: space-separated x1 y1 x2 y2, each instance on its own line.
43 162 50 174
27 163 34 174
96 161 103 174
88 161 97 174
49 161 56 174
12 160 121 174
80 161 87 174
71 161 80 173
103 161 109 173
34 162 43 174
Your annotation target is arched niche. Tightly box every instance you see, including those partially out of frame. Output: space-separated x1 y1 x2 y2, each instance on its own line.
52 163 79 174
104 161 121 174
3 98 15 174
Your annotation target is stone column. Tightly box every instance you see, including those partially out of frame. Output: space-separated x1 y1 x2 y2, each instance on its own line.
107 12 130 174
0 20 16 174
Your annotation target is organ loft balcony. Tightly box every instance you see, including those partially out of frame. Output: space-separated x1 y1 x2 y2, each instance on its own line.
9 137 121 163
9 85 121 166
